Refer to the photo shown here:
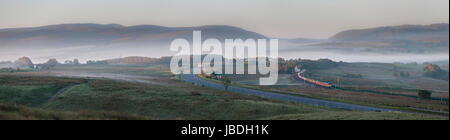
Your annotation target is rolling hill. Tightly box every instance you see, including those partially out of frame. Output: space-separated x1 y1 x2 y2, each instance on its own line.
320 23 449 53
0 23 267 48
330 23 448 41
0 23 268 63
0 23 448 63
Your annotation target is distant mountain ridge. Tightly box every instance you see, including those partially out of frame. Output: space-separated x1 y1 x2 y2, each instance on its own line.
0 23 448 63
330 23 448 41
0 23 267 48
0 23 273 63
319 23 449 53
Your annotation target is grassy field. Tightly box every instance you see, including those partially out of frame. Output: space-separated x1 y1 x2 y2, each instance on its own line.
263 111 447 120
0 75 86 107
41 78 331 120
0 103 146 120
311 63 449 97
47 64 172 78
0 63 448 120
0 73 331 120
213 62 450 114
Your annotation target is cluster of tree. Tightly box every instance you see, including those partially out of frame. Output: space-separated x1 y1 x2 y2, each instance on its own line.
106 56 159 65
424 64 449 81
0 68 15 73
418 90 432 99
64 59 80 65
86 60 108 65
278 58 341 74
392 64 411 78
342 73 363 78
38 58 60 70
0 67 29 73
14 57 34 69
0 57 34 70
86 56 170 65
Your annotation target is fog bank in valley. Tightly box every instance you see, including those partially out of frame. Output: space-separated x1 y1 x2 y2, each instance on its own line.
1 45 448 65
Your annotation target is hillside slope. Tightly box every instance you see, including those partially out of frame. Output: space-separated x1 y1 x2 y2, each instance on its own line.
321 23 449 53
0 104 146 120
0 23 266 48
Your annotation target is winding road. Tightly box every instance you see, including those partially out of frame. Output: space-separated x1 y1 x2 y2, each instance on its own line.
181 74 398 112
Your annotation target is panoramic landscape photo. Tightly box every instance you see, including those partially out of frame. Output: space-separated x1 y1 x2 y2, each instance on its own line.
0 0 448 120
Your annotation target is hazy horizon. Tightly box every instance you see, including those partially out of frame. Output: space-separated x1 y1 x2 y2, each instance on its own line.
1 46 449 64
1 0 448 64
1 0 448 38
0 22 449 40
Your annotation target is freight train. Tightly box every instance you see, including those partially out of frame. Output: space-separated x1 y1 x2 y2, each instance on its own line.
296 71 333 88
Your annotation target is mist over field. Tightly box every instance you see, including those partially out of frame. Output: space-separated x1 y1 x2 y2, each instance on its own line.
281 50 449 63
1 45 449 64
0 23 448 64
0 44 173 64
1 0 449 122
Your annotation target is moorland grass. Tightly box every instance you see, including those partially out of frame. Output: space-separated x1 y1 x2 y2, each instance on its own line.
262 111 448 120
0 103 146 120
41 79 328 120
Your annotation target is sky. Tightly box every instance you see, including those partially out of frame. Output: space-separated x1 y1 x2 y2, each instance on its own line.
0 0 448 38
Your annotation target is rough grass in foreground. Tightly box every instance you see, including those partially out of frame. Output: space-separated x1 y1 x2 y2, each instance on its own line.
1 73 446 120
0 104 146 120
262 111 449 120
0 85 59 106
3 103 446 120
41 79 329 120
